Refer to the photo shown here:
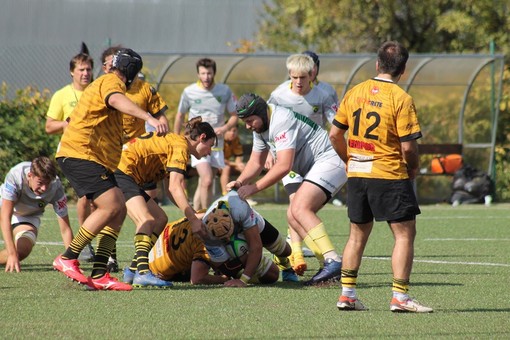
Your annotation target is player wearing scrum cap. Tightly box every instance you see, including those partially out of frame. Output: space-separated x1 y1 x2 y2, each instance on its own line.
202 190 292 287
148 191 287 287
229 93 346 286
53 49 168 291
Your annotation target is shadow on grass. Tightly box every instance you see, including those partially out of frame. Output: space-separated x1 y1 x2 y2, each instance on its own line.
445 308 510 313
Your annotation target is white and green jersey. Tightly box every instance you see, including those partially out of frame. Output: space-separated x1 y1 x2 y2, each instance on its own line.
0 162 68 218
253 104 340 178
177 82 236 148
268 81 338 127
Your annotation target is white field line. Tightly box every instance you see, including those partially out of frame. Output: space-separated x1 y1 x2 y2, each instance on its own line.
365 256 510 267
4 241 509 267
0 240 134 247
425 238 510 241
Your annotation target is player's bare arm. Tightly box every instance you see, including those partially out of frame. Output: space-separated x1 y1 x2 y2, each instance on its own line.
0 199 20 273
237 148 293 199
227 149 268 191
108 93 168 135
224 226 261 287
401 139 419 180
329 125 349 163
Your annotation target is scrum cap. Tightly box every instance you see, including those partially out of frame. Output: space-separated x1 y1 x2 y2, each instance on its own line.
236 93 268 119
113 48 143 88
205 201 234 241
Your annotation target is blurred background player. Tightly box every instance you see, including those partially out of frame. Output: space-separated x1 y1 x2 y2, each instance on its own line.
219 125 257 206
44 42 95 262
100 45 169 272
220 125 244 195
174 58 238 210
266 54 343 280
329 41 432 312
0 156 73 272
53 48 168 291
117 118 216 287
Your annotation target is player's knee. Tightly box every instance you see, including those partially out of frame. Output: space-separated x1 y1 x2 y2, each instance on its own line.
14 230 37 259
259 264 279 284
265 235 290 257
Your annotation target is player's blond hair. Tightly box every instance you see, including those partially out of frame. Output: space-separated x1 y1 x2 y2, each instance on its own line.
286 54 314 75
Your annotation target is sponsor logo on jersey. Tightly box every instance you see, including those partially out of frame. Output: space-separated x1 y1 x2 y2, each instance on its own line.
56 196 68 210
356 97 383 108
349 139 375 151
274 131 288 143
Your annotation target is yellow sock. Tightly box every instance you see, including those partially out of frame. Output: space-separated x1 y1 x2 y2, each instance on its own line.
134 233 153 274
308 223 335 253
291 242 304 256
303 234 324 267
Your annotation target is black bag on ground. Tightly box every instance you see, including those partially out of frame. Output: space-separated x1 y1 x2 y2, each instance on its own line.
450 164 494 204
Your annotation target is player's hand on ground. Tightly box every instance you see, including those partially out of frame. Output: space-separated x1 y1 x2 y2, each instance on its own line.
5 254 21 273
224 278 247 287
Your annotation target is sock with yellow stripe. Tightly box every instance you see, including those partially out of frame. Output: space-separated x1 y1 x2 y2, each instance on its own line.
134 233 153 275
91 226 118 278
392 278 410 301
62 226 96 260
341 269 358 298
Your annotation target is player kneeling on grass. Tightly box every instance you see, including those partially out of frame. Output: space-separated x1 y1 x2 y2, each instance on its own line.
0 157 73 273
202 190 292 287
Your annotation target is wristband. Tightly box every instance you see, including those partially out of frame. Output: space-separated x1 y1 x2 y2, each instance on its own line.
240 274 250 284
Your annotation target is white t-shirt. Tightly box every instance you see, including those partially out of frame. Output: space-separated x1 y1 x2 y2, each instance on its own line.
177 82 237 149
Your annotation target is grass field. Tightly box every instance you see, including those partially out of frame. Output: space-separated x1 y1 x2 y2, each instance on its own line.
1 202 509 339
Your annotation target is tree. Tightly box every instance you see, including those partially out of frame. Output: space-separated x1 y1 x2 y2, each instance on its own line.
256 0 510 54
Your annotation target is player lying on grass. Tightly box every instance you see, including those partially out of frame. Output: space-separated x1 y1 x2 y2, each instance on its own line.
0 157 73 272
144 214 280 285
202 190 293 287
143 190 291 286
